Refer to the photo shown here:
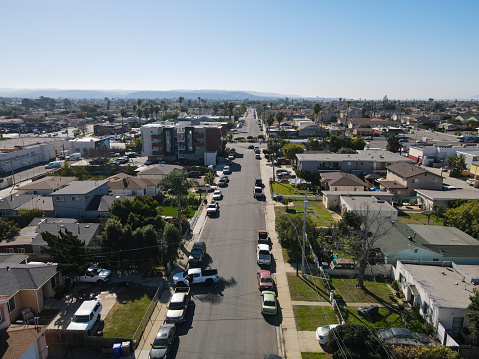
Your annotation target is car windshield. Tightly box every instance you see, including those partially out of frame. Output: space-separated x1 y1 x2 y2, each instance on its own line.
264 300 275 307
73 315 90 323
261 278 273 283
169 302 184 310
90 268 101 275
259 250 270 256
255 188 262 193
321 326 332 334
208 204 216 208
191 249 202 255
152 338 169 349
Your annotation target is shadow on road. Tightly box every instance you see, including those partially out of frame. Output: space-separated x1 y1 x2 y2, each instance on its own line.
193 276 238 304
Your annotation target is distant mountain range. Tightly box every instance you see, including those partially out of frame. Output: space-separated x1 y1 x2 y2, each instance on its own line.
0 88 331 101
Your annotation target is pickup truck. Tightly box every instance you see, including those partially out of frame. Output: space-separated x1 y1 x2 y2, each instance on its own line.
206 201 220 216
173 268 218 287
165 287 190 325
78 264 111 285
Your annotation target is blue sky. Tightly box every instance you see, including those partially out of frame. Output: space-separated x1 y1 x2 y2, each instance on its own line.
2 0 478 99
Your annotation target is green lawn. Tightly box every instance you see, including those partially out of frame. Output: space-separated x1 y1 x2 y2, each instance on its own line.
346 306 404 330
397 212 443 225
159 205 198 218
272 182 303 196
294 305 338 331
302 353 332 359
330 278 393 304
287 273 330 302
275 200 336 227
102 288 156 338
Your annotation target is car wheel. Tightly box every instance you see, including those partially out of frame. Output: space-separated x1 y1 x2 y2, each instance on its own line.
97 314 101 321
205 279 214 286
96 280 104 286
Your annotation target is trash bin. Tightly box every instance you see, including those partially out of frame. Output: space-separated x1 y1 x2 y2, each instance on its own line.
113 343 121 357
278 194 283 201
121 341 130 355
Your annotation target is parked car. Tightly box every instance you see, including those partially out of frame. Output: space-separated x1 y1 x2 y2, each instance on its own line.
315 324 340 344
255 178 263 187
257 270 274 291
220 175 229 183
248 144 255 149
145 159 153 165
67 300 102 334
261 291 277 316
223 166 231 174
206 201 220 216
330 258 357 270
399 138 409 142
188 241 206 266
213 190 222 200
379 327 428 346
442 184 459 190
254 186 263 199
257 244 271 266
173 268 218 287
467 178 477 186
218 178 227 187
149 323 177 359
165 287 190 325
228 154 235 161
45 161 61 169
258 230 272 248
78 264 111 285
188 170 201 178
255 153 261 160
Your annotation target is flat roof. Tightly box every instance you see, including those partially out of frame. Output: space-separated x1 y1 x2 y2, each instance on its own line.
322 191 393 197
416 189 479 201
341 196 397 212
403 263 475 308
52 180 108 195
297 150 412 163
409 225 479 246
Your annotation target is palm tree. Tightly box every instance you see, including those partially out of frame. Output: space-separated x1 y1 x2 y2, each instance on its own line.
266 114 275 137
154 106 160 120
136 108 142 122
137 99 142 109
228 102 235 122
163 104 168 116
133 104 137 115
160 170 197 234
198 97 201 115
223 101 228 118
178 97 184 112
120 108 127 141
313 103 324 124
149 104 155 119
143 108 150 122
276 111 285 128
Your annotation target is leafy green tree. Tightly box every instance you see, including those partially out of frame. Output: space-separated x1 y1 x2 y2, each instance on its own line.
120 108 127 140
447 154 467 177
337 147 357 154
40 229 93 278
204 172 215 185
161 223 180 265
445 201 479 238
109 196 164 232
0 219 20 242
137 99 142 109
282 143 304 161
313 103 323 123
107 113 115 124
391 345 461 359
160 170 197 234
266 114 275 136
327 323 387 359
228 102 235 121
386 134 401 153
467 288 479 342
275 213 316 275
17 208 45 228
276 111 285 127
143 108 150 122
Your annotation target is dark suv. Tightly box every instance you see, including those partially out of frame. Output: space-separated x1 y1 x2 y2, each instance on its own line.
188 241 207 266
255 178 263 187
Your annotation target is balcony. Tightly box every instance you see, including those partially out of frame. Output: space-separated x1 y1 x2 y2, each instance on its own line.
193 142 204 147
177 127 185 134
178 145 186 151
152 143 164 148
193 134 204 139
153 151 164 155
177 135 185 142
151 135 162 140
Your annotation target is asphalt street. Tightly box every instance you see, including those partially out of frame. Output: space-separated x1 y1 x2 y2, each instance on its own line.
173 110 278 359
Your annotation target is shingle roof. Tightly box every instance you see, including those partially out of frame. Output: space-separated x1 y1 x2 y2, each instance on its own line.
0 325 47 359
379 180 407 189
31 222 101 247
0 264 58 297
321 172 367 187
297 150 412 163
85 194 135 212
52 180 108 195
107 174 156 190
0 195 33 210
387 162 439 179
18 176 77 191
18 196 54 211
0 254 29 265
137 164 183 176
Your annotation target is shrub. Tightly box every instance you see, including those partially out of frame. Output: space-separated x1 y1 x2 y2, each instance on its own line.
391 280 399 291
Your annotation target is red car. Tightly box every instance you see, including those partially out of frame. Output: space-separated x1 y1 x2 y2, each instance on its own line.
257 270 274 291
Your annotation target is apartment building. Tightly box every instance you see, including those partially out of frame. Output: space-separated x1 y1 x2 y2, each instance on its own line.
141 121 226 163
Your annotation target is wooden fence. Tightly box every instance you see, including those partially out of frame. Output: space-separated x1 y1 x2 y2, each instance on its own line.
45 329 131 348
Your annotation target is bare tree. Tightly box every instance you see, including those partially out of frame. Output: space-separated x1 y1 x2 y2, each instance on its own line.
77 119 87 136
333 205 393 288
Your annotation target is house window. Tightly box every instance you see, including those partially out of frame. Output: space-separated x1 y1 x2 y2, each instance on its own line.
8 296 15 313
97 188 102 193
17 248 25 254
431 179 438 183
33 191 38 195
412 179 419 183
6 248 14 253
51 272 60 289
86 195 90 200
55 211 61 218
414 249 418 253
71 196 80 202
55 196 64 202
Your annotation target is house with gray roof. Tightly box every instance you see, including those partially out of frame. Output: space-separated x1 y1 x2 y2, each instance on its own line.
135 163 183 184
376 221 479 265
84 194 135 218
416 188 479 211
320 172 367 192
340 195 398 220
16 176 77 195
0 262 61 323
322 191 394 210
49 180 108 218
296 150 413 177
0 194 33 217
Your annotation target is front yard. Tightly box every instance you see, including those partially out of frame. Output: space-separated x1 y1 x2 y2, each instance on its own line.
102 286 157 338
275 200 336 227
345 306 404 329
294 305 337 331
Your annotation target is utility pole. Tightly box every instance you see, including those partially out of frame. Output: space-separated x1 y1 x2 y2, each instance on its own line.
272 140 276 182
302 190 308 277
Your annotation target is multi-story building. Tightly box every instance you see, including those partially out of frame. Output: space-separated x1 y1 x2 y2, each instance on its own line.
141 121 226 163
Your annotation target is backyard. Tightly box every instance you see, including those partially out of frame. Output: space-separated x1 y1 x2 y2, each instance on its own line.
397 212 443 225
275 200 336 227
102 286 157 338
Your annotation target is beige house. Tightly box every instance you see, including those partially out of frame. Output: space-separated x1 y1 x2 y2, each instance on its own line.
135 164 183 185
107 173 159 196
340 195 398 220
17 176 77 195
320 172 367 192
380 162 442 197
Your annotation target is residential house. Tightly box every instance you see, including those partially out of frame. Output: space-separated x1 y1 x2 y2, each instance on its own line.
352 127 374 137
393 261 477 336
296 150 413 176
340 195 398 220
49 180 109 218
16 176 77 195
296 122 328 138
16 196 54 217
0 254 29 266
93 124 126 136
0 195 34 217
416 189 479 211
376 221 479 265
322 191 393 210
379 162 442 197
85 194 135 218
107 173 159 196
0 295 48 359
0 262 61 323
320 172 367 192
135 164 183 184
338 118 398 129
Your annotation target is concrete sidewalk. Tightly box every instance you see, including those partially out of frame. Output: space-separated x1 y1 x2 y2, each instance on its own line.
260 156 302 359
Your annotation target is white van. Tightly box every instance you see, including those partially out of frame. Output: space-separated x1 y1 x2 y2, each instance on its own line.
67 300 102 334
66 152 82 161
45 161 61 169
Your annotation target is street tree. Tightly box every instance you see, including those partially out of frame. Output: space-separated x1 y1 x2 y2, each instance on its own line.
447 154 467 177
386 134 401 153
137 98 142 109
178 96 184 110
275 212 316 275
154 105 160 120
228 102 235 121
143 108 150 122
334 209 393 288
390 345 460 359
77 119 87 136
282 143 304 162
161 223 180 266
160 170 197 234
107 113 115 124
136 108 142 121
327 323 387 359
313 103 323 123
266 114 275 137
204 171 215 185
40 229 93 278
276 111 285 128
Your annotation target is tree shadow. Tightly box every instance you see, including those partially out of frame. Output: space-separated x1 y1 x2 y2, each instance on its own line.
298 275 330 301
192 276 238 304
